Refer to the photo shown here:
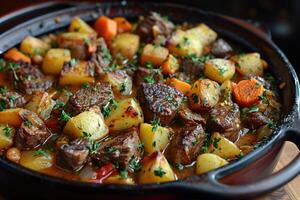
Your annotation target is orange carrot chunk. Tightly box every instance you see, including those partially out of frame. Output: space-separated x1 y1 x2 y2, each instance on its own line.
113 17 132 33
4 48 31 64
94 16 117 42
232 78 264 107
166 78 191 95
162 54 179 75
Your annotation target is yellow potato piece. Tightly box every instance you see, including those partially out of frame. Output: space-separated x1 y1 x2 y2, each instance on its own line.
42 49 71 75
69 17 96 34
20 36 50 57
20 150 54 171
0 108 23 127
139 152 176 184
196 153 228 174
111 33 140 59
140 44 169 67
105 98 144 132
0 124 15 149
209 132 241 159
204 58 235 83
64 109 108 141
139 123 171 154
232 53 263 76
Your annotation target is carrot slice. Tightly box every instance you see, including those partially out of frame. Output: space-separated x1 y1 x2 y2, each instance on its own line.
94 16 117 42
162 54 179 75
232 78 264 107
4 48 31 64
166 78 191 95
113 17 132 33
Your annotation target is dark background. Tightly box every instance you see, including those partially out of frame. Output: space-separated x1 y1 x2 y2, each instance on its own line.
1 0 299 74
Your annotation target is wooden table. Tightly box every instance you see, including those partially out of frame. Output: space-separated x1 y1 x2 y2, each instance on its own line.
256 142 300 200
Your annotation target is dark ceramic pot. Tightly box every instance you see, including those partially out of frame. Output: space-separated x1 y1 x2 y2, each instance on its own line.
0 2 299 200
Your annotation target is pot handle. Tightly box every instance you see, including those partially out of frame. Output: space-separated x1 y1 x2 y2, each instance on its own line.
190 129 300 199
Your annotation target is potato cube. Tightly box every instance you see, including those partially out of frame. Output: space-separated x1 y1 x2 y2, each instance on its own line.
102 70 133 96
64 108 108 141
20 150 54 171
0 124 15 149
20 36 50 57
196 153 228 174
168 29 203 56
139 123 171 154
111 33 140 59
140 44 169 67
204 58 235 83
209 132 241 159
42 49 71 75
104 175 135 185
69 17 96 34
105 98 144 132
0 108 23 127
189 79 220 111
59 60 95 86
139 152 176 184
187 24 218 45
25 92 56 120
232 53 263 76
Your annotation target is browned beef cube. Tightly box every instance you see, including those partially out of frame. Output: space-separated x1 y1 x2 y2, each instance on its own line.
181 57 205 81
0 91 25 110
138 83 184 126
177 107 206 126
15 110 51 150
136 12 174 45
134 67 163 87
88 38 112 77
67 82 114 114
207 103 241 142
10 62 54 95
56 138 90 171
91 127 142 172
211 38 233 58
241 112 269 130
166 124 205 165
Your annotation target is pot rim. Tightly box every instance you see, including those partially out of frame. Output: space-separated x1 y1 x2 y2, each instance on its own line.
0 1 299 195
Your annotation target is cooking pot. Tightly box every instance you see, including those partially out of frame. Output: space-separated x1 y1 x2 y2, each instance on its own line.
0 1 299 199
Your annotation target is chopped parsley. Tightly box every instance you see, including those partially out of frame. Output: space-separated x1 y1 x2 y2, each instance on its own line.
34 149 48 158
87 142 101 154
102 99 117 118
175 163 184 171
0 86 8 94
137 142 145 150
3 125 12 137
129 156 142 172
145 61 154 69
120 169 128 179
191 93 199 103
144 75 155 84
120 83 126 93
24 120 32 128
0 59 6 72
70 58 77 66
154 167 166 177
151 118 161 132
152 141 157 147
241 105 259 115
258 90 267 103
54 101 66 110
33 48 41 55
268 120 276 129
82 82 90 89
105 146 117 153
83 131 91 138
0 100 6 111
212 138 221 149
60 110 71 122
101 47 112 62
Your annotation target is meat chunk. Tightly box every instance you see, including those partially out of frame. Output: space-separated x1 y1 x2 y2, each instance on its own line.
138 83 184 126
0 91 25 110
177 107 206 126
166 124 205 165
241 112 269 130
88 38 112 77
67 82 114 114
136 12 174 45
207 103 241 142
134 67 163 87
211 38 233 58
56 138 90 171
91 127 142 172
15 109 51 150
181 57 204 81
10 62 54 95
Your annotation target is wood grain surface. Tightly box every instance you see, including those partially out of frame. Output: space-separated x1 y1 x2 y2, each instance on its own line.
255 142 300 200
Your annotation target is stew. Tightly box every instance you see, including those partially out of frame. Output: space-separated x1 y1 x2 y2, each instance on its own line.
0 12 282 184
